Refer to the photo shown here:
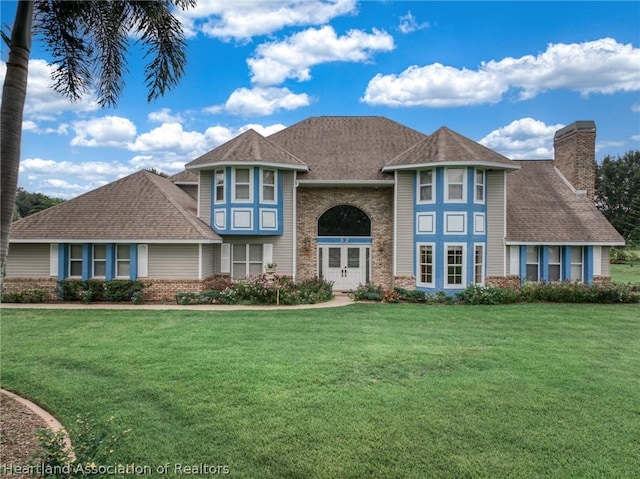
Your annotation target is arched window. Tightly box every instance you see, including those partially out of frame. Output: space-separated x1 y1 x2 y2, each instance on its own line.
318 205 371 237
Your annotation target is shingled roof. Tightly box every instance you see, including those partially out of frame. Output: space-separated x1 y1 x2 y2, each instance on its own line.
384 127 518 170
506 161 624 244
10 170 221 242
169 169 198 184
186 129 308 171
268 116 427 182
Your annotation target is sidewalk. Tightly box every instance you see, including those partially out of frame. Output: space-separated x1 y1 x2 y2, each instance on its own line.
0 294 354 311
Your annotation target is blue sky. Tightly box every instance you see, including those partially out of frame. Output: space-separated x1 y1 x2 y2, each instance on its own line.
1 0 639 199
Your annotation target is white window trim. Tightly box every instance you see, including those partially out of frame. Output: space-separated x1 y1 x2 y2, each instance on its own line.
445 242 466 289
593 246 602 276
473 243 485 286
92 244 107 278
444 212 467 235
416 169 435 204
260 208 278 230
445 168 467 203
416 242 435 288
473 212 486 235
50 244 59 277
416 212 435 234
525 245 540 282
548 246 562 282
69 244 83 278
214 169 226 205
116 244 131 279
260 168 277 204
474 169 485 204
232 167 253 203
231 244 264 278
570 246 584 282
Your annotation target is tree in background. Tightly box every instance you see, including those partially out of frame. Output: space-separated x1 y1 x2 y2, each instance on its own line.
13 187 65 220
595 150 640 244
1 0 196 293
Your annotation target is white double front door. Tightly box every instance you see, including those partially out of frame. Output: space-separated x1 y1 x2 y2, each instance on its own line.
320 244 369 291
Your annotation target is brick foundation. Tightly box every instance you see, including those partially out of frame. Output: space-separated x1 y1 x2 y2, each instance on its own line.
593 275 612 284
486 275 521 290
393 275 416 289
2 277 58 301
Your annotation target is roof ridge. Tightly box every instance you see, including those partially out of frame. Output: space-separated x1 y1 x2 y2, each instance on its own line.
143 171 215 239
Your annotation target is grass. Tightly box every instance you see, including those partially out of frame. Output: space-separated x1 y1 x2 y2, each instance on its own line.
2 303 639 478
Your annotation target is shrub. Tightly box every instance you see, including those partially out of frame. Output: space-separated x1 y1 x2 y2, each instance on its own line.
520 281 639 304
175 292 200 305
83 279 105 302
352 283 384 301
104 280 146 302
456 284 520 305
382 289 399 303
290 277 334 304
1 288 50 303
58 279 84 301
610 247 640 264
393 287 427 303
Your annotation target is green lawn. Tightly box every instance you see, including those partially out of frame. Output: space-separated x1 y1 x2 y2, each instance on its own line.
2 304 639 478
610 262 640 284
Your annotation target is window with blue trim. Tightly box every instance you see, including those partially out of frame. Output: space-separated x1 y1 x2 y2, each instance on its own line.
69 244 83 277
116 244 130 278
93 245 106 277
446 168 466 202
418 170 434 203
475 169 485 203
233 168 252 202
571 247 583 281
215 169 225 203
548 246 561 281
526 245 539 281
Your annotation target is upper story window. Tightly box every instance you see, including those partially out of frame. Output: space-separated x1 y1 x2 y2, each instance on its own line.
475 169 485 203
261 169 276 203
215 169 225 204
233 167 252 202
93 244 106 277
418 170 434 203
116 244 130 278
446 168 466 202
69 244 83 277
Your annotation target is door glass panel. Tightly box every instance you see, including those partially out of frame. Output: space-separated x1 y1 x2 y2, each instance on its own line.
328 248 341 268
347 248 360 268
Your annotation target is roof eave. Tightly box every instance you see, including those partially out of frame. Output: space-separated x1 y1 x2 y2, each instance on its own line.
505 240 625 246
297 180 395 187
382 160 520 172
9 238 223 244
186 161 309 172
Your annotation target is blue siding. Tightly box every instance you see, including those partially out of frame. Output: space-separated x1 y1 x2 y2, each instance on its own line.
58 243 68 280
106 244 115 280
211 167 284 235
414 167 488 294
130 244 138 280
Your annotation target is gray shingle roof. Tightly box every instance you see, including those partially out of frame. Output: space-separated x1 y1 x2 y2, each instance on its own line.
10 170 221 242
506 160 624 244
268 116 427 181
186 129 308 171
384 127 518 170
169 169 198 184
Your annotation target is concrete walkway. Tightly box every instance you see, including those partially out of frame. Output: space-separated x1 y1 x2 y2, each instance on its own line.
0 294 354 311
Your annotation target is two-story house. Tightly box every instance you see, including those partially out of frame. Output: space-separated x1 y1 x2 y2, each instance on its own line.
5 117 624 301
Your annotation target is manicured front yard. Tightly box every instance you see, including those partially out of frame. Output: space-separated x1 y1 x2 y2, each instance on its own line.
2 303 639 478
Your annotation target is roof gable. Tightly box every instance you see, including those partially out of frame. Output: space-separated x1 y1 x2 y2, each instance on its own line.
268 116 427 181
384 126 517 170
186 129 308 171
11 170 221 242
506 160 624 244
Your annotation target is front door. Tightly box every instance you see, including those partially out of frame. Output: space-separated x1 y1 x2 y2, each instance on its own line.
321 245 368 291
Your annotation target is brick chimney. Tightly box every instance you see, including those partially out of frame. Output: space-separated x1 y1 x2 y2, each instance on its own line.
553 121 596 200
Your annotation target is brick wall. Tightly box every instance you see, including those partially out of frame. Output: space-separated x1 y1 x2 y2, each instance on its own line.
296 187 394 289
393 275 416 289
486 275 521 290
553 121 596 201
3 277 58 301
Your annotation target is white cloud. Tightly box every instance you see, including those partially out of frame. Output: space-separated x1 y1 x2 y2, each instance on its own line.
212 87 312 116
20 157 134 182
249 25 394 86
397 11 429 34
129 122 209 155
148 108 183 124
175 0 357 40
71 116 137 148
1 59 100 120
479 118 565 159
22 120 69 135
632 103 640 113
631 135 640 142
363 38 640 107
